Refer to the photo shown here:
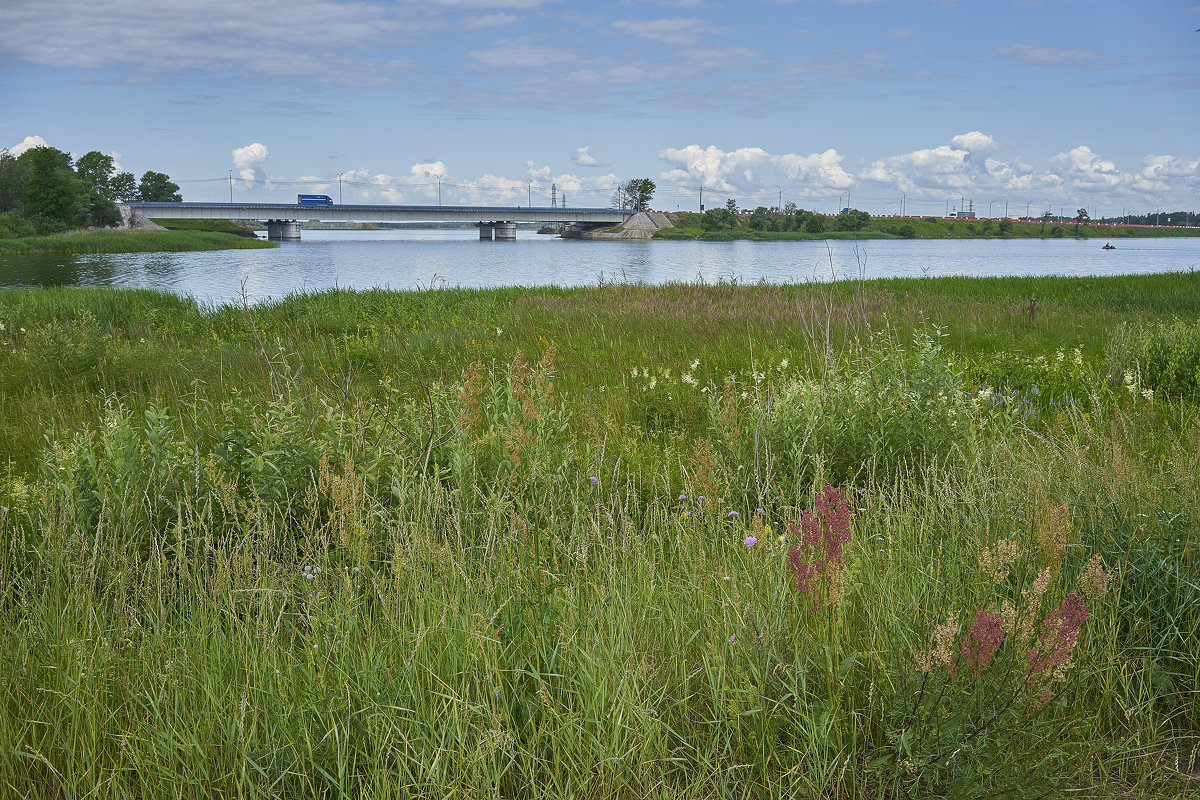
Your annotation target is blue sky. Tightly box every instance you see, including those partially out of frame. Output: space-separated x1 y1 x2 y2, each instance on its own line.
2 0 1197 217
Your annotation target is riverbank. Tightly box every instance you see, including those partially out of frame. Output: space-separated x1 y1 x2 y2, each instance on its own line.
1 277 1196 798
0 228 277 254
656 211 1200 241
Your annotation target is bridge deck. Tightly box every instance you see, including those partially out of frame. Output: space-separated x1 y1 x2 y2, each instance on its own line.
127 202 632 225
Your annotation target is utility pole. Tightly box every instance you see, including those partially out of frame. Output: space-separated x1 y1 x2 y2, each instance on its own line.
526 181 531 207
699 184 704 212
438 178 442 206
228 171 233 203
551 182 557 209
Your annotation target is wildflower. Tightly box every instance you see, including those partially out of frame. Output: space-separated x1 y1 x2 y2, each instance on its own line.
589 476 599 484
678 494 687 501
755 508 764 515
1077 554 1112 600
728 634 736 643
1028 592 1091 677
690 359 700 370
787 484 853 612
961 608 1005 677
1141 388 1154 401
727 511 739 518
979 537 1021 584
744 536 757 547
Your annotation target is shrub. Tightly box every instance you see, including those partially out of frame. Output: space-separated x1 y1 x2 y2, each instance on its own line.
750 326 1002 488
1107 319 1200 400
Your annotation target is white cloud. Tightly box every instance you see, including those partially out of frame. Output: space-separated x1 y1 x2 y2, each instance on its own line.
657 144 851 194
949 131 998 155
994 44 1112 67
5 135 50 155
467 36 575 69
232 142 271 185
610 18 725 47
571 146 604 167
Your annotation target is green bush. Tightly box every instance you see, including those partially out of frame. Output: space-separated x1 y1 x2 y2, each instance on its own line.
748 327 1004 488
1107 319 1200 400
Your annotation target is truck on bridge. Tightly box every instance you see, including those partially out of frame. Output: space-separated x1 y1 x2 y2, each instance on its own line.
297 194 334 206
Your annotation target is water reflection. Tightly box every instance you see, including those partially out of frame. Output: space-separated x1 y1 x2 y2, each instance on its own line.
1 231 1197 306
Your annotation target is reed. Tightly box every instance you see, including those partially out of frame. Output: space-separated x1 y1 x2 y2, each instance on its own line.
0 277 1196 797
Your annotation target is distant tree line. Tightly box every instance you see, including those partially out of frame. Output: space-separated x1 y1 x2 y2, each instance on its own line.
0 145 181 237
700 200 873 234
1097 210 1198 227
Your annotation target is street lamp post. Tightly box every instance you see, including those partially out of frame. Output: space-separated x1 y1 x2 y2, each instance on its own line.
335 172 345 204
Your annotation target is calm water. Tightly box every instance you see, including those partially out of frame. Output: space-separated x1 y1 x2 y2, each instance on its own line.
2 230 1198 306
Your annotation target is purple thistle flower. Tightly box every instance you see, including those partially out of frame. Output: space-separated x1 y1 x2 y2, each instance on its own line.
744 536 757 547
727 511 739 518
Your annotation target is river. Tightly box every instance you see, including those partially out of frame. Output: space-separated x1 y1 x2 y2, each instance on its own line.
2 231 1198 306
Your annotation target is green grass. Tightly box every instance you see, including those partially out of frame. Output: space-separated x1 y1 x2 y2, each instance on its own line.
0 278 1197 797
147 217 261 237
657 212 1200 240
0 228 277 254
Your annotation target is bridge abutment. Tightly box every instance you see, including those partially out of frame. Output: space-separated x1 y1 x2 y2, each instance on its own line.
267 220 301 240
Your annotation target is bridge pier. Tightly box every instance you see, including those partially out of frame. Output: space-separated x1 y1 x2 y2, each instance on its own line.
494 222 517 240
478 223 493 240
267 220 301 240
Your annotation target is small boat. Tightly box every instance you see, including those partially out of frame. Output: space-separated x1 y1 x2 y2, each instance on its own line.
1102 243 1116 250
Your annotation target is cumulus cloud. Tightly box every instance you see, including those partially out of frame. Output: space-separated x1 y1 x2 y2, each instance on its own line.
232 142 271 186
570 146 604 167
949 131 998 154
5 135 50 155
658 144 851 194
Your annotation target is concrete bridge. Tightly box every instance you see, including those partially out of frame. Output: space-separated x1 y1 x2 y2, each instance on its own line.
125 201 634 240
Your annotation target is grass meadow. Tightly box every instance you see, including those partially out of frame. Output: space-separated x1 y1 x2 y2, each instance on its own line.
0 272 1197 798
0 229 276 255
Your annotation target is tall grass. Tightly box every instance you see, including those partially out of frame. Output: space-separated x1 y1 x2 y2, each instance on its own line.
0 279 1197 797
0 229 275 254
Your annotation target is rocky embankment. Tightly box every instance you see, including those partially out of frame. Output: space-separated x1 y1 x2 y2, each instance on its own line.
577 211 676 240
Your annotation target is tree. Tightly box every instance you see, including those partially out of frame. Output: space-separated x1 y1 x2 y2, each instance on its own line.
138 171 181 202
702 207 736 231
725 198 738 214
803 214 826 234
22 146 87 226
748 206 773 231
1074 207 1090 234
833 208 870 232
628 178 655 211
998 218 1014 237
612 179 655 211
76 151 115 199
110 171 138 202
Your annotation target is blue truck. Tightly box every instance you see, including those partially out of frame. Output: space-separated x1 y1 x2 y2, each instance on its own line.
297 194 334 206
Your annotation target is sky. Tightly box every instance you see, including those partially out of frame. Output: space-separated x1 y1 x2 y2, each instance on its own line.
2 0 1198 218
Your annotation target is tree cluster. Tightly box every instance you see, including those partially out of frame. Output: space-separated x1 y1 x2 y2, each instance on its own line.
703 201 830 234
0 145 181 237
